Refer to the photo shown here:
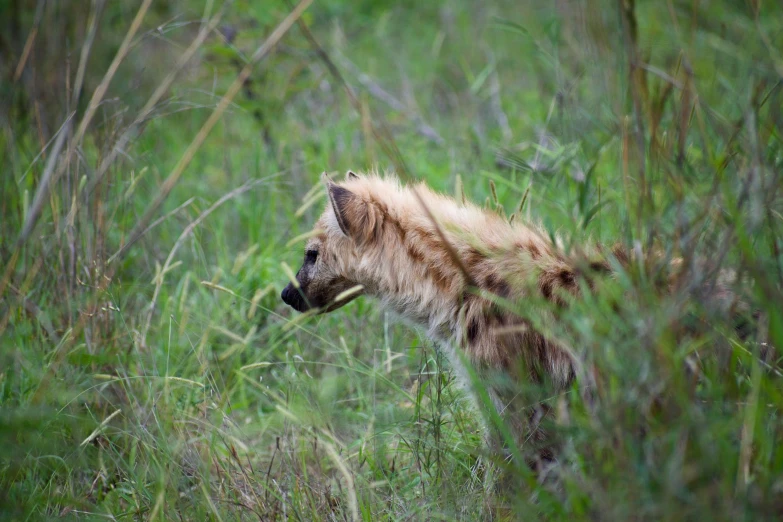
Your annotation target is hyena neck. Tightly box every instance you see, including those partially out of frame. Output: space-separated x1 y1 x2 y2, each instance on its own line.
353 264 457 338
376 291 458 342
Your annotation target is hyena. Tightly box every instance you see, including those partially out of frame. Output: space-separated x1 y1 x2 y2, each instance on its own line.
279 171 749 461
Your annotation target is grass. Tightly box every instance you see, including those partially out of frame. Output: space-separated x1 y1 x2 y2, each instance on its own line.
1 0 782 519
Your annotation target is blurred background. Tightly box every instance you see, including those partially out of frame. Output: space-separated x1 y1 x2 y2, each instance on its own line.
1 0 782 519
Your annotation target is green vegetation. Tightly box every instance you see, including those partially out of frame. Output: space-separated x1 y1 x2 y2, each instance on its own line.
1 0 782 519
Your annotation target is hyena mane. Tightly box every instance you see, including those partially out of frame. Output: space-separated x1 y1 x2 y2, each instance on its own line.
280 172 632 437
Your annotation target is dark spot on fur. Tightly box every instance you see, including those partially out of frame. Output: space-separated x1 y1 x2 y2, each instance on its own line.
528 243 541 260
431 265 453 291
464 247 485 270
484 273 511 299
395 221 407 242
485 273 499 289
589 261 611 273
420 233 447 259
407 244 425 264
371 211 385 242
467 318 480 342
558 269 575 287
540 279 553 300
389 217 425 266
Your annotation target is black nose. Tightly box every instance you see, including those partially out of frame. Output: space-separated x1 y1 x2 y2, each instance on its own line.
281 283 307 312
281 284 294 306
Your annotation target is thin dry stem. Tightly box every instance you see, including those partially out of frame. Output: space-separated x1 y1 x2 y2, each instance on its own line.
111 0 313 264
17 0 154 247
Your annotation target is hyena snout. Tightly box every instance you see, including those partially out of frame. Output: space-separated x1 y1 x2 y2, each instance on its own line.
282 275 362 314
281 282 311 312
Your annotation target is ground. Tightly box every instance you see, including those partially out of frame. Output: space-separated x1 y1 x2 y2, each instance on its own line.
1 0 782 520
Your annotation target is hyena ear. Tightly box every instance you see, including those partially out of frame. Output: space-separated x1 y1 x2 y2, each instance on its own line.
324 178 379 245
346 170 359 180
326 182 353 237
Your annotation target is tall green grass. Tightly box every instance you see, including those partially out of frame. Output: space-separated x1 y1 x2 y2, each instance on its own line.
1 0 782 519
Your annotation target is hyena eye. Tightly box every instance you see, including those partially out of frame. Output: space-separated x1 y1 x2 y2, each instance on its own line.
305 250 318 263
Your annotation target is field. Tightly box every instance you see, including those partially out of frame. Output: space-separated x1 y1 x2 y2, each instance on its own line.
1 0 783 519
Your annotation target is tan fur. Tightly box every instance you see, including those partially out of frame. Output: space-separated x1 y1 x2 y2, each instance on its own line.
281 171 624 452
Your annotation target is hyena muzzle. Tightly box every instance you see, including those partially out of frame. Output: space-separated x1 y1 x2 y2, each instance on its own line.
279 246 361 314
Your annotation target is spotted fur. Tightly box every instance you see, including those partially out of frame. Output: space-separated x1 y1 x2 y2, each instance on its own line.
281 171 626 451
281 171 756 463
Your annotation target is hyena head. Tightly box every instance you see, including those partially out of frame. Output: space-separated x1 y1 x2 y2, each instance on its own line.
281 171 384 314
